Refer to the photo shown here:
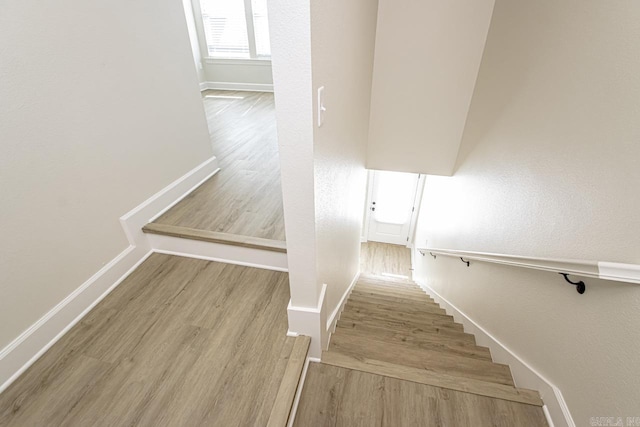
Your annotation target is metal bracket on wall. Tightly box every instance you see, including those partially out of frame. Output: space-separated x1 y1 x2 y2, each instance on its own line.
460 257 470 267
429 252 436 259
559 273 586 294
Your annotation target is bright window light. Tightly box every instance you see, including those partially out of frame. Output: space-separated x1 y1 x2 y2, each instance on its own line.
374 171 416 224
199 0 271 59
200 0 250 58
251 0 271 57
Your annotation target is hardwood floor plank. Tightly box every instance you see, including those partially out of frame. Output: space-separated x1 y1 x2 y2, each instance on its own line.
345 298 449 317
329 334 515 386
292 362 344 427
294 363 547 426
151 91 286 242
334 325 491 360
335 367 385 427
321 351 542 406
142 223 286 253
255 337 296 425
349 289 435 305
337 315 475 342
360 242 412 277
340 309 462 331
335 318 478 345
352 283 430 298
0 254 295 426
356 278 423 290
267 336 311 427
347 293 439 311
1 355 110 427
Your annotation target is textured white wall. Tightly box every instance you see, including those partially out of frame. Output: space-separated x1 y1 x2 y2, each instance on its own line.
311 0 379 317
268 0 319 309
367 0 494 176
269 0 377 338
0 0 213 349
414 0 640 423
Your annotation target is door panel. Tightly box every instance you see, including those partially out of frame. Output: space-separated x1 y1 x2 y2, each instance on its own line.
367 171 420 245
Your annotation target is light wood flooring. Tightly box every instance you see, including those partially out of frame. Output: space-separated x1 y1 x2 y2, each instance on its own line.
294 248 547 426
360 241 412 277
294 363 547 426
0 254 299 426
148 90 285 247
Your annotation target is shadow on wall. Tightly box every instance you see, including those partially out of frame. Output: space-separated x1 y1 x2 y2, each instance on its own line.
454 0 548 171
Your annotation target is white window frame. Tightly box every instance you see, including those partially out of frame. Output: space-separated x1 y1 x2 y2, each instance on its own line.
191 0 270 62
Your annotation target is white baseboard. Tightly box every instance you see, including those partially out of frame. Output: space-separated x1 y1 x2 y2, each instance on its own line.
287 284 328 358
415 279 575 427
0 247 152 394
148 235 288 272
200 81 274 92
120 156 220 251
326 271 360 343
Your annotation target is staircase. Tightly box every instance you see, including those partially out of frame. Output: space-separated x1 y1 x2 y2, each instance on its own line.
302 273 548 422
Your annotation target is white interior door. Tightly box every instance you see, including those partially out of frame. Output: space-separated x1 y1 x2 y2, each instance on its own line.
366 170 420 245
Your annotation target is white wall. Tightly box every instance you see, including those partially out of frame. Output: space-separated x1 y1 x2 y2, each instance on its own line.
367 0 494 176
414 0 640 423
311 0 379 319
203 59 273 90
268 0 318 310
0 0 213 350
268 0 326 356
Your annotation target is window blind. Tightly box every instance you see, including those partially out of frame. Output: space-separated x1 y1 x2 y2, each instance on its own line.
200 0 250 58
199 0 271 59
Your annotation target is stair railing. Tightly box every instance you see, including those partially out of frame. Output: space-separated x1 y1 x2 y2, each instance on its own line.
417 247 640 295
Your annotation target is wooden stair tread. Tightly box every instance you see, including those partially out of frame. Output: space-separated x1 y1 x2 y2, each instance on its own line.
350 290 434 305
352 286 438 304
337 316 474 341
340 309 463 332
345 297 447 316
336 319 477 345
321 351 542 407
355 282 426 295
349 290 435 306
142 223 287 253
330 334 514 386
266 335 311 427
358 273 416 285
334 325 492 361
351 288 433 303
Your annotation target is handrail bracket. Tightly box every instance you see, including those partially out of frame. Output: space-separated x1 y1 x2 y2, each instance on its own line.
559 273 586 294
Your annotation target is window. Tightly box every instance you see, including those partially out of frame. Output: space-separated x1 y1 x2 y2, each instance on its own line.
200 0 271 59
